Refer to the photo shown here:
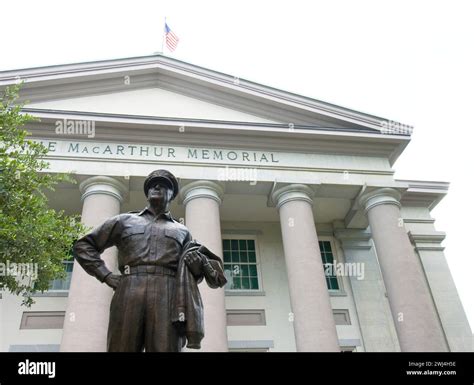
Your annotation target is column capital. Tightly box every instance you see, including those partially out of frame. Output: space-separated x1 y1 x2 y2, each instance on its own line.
358 187 402 212
180 180 225 206
334 228 373 250
271 184 314 209
408 231 446 251
79 176 127 203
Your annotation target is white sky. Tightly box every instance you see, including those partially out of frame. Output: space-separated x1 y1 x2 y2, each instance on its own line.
2 0 473 332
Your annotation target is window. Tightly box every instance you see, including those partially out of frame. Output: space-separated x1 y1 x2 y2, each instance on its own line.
319 240 339 290
223 238 259 291
48 260 73 291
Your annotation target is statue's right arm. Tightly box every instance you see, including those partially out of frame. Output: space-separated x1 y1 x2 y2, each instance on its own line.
72 215 122 283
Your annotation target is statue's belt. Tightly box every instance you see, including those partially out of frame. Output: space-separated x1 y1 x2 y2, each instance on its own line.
121 265 176 276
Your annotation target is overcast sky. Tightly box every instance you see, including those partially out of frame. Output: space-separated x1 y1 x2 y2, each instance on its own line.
2 0 473 331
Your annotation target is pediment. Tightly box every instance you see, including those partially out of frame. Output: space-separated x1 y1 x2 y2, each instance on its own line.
0 55 398 132
26 87 281 123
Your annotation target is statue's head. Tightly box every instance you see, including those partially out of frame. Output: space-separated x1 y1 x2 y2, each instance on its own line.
144 170 179 205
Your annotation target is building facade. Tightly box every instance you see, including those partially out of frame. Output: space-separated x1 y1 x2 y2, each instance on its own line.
0 55 471 352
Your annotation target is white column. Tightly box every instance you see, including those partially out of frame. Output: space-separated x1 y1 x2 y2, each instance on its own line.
272 184 340 351
359 188 448 352
180 181 228 352
61 176 126 352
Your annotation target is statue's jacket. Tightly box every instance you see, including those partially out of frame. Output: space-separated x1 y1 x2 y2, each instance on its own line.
172 240 227 349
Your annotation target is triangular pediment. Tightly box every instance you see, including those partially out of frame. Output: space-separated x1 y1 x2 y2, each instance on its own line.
0 55 401 133
27 87 281 123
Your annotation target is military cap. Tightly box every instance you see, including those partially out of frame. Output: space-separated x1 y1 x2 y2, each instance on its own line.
144 169 179 200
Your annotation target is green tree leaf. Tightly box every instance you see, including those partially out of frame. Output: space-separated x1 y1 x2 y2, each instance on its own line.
0 84 86 306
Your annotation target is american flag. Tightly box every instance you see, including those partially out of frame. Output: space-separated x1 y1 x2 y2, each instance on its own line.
165 23 179 52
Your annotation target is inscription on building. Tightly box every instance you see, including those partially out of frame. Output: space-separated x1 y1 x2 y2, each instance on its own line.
36 140 280 165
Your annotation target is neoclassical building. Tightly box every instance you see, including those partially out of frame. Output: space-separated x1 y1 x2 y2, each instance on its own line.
0 55 471 352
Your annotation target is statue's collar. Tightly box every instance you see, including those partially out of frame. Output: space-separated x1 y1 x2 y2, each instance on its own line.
138 207 174 221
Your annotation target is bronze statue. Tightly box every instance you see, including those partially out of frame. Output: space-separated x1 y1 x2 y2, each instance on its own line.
73 170 227 352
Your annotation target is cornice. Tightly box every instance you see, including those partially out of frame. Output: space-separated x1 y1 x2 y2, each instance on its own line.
409 231 446 244
334 229 373 250
408 231 446 251
398 179 449 210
